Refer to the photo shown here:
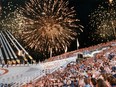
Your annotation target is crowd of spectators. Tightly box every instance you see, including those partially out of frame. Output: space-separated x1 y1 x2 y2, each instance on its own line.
46 40 116 62
23 40 116 87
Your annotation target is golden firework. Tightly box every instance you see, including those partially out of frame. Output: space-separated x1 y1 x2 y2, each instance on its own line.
0 0 83 55
89 2 116 42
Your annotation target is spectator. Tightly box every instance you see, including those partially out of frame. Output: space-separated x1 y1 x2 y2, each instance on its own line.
91 78 97 87
84 78 91 87
96 78 108 87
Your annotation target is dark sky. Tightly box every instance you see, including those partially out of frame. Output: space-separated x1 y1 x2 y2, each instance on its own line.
69 0 116 49
1 0 115 60
69 0 103 49
0 0 105 48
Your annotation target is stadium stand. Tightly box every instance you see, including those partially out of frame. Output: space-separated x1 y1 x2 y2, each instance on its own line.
0 32 116 86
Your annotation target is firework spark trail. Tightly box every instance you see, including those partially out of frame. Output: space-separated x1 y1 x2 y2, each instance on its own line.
0 0 83 55
20 0 83 53
89 1 116 42
0 1 20 31
1 11 29 32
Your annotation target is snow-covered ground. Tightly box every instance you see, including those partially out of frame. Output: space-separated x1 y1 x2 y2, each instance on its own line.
0 56 76 86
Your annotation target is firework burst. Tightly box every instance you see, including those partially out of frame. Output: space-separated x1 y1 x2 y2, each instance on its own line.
1 0 82 54
0 1 20 31
89 1 116 42
0 10 33 34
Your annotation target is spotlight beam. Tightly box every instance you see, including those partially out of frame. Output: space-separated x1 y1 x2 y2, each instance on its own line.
5 31 28 62
1 31 20 63
7 31 33 60
0 33 10 64
0 46 5 64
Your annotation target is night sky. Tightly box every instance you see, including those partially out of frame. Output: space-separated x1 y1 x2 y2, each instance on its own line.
0 0 116 60
1 0 106 47
69 0 101 49
69 0 110 50
69 0 116 49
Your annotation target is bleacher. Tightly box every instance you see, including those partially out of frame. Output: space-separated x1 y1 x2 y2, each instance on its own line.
0 32 116 86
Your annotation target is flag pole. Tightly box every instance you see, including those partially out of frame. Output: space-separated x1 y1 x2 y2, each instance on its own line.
50 48 52 58
77 38 79 50
65 46 67 53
